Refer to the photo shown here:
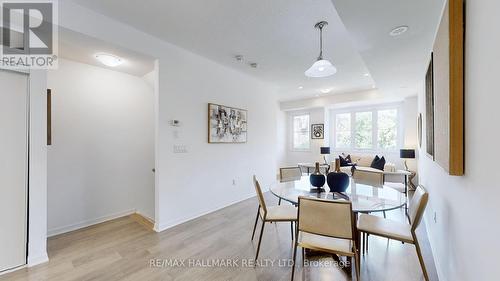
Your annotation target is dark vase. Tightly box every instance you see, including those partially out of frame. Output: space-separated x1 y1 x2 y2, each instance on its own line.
309 162 325 188
327 159 350 193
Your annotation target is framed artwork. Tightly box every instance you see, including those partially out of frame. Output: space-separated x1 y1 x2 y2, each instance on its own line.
208 103 247 143
311 124 324 139
425 54 434 159
431 0 464 175
418 113 423 148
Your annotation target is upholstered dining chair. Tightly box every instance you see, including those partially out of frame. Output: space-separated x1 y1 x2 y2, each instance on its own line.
352 168 384 187
280 167 302 182
291 197 360 281
252 176 298 262
357 185 429 281
278 167 302 205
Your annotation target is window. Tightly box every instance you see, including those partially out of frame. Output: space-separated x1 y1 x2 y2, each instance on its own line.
377 109 398 149
354 111 373 149
292 114 310 150
332 105 400 150
335 113 351 148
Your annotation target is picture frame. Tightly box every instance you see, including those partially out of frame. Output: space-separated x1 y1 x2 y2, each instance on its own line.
431 0 465 175
208 103 247 143
311 124 324 139
425 54 434 159
418 113 423 148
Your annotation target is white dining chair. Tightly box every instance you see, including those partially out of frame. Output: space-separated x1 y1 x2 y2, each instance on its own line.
251 176 298 262
357 185 430 281
291 196 360 281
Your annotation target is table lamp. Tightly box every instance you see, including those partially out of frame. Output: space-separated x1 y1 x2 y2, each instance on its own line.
400 149 416 171
320 147 331 165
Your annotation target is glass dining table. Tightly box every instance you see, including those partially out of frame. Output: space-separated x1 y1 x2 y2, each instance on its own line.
270 176 406 214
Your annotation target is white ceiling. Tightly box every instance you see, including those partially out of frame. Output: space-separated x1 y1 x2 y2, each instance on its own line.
330 0 445 97
69 0 444 101
70 0 375 100
59 28 155 77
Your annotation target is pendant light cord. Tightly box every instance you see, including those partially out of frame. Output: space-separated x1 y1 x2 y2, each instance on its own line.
317 23 325 60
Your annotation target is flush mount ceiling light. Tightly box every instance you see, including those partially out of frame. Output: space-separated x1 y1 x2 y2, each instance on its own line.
305 21 337 78
389 25 409 36
364 73 370 77
298 86 304 89
95 53 123 67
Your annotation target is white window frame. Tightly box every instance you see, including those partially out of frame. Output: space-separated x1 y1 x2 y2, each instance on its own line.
291 112 311 152
330 103 403 152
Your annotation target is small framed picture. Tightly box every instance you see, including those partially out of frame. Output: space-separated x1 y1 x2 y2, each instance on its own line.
311 124 324 139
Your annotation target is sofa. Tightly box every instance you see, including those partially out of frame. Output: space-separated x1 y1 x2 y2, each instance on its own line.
332 154 384 175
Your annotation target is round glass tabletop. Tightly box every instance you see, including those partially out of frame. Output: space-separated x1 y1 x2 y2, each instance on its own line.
269 176 406 213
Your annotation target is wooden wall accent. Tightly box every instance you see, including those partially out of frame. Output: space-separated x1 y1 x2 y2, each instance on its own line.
448 0 464 176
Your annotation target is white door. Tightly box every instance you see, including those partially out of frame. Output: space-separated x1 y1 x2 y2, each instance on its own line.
0 70 28 272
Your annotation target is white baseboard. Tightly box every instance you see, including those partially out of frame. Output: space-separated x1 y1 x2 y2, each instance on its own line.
154 193 255 232
28 252 49 267
47 209 136 237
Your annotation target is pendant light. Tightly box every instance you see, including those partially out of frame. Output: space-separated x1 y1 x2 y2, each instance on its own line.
305 21 337 78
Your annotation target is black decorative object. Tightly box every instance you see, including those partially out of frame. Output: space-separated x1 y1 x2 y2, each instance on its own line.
309 162 326 192
327 159 350 193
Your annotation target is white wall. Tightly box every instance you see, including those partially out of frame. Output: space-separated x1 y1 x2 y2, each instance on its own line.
27 70 48 266
47 59 155 236
418 1 500 280
155 50 279 230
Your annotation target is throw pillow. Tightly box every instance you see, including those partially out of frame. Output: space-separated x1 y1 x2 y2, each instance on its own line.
339 155 350 166
370 155 386 170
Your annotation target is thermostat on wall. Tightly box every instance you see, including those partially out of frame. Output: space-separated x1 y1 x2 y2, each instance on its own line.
171 120 180 126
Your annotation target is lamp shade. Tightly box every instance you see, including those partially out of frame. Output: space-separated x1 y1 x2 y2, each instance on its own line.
320 147 331 155
305 59 337 78
400 149 416 159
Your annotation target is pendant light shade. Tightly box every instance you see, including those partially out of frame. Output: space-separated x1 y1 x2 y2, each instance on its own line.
305 59 337 77
305 21 336 78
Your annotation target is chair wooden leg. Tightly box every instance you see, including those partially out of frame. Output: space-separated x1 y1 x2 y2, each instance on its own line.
251 207 260 240
255 221 266 262
291 242 298 281
366 234 368 253
354 251 361 281
414 236 429 281
362 233 365 255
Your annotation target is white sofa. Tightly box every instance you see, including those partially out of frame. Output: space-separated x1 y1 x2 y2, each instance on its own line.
335 154 386 176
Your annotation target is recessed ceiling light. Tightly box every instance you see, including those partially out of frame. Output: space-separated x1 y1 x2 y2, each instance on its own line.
372 85 376 89
364 73 370 77
95 53 123 67
389 26 409 36
298 86 304 90
320 88 331 94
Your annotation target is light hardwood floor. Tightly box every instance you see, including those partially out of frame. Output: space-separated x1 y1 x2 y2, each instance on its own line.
1 193 438 281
